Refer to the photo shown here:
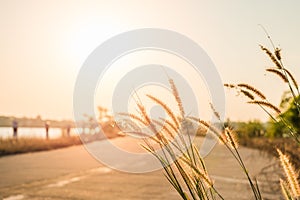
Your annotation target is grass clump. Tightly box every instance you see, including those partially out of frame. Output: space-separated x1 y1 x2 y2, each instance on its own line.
119 77 263 200
0 136 82 156
224 28 300 199
117 29 300 200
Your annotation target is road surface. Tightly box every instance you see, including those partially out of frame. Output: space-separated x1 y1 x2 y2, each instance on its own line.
0 137 283 200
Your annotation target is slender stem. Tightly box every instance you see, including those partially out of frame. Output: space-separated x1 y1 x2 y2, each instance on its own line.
218 119 261 199
258 104 300 144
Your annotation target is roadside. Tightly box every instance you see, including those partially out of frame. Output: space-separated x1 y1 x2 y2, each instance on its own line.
0 124 121 157
0 136 82 157
0 136 283 200
239 137 300 169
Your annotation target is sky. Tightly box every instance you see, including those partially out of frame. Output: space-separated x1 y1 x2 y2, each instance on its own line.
1 0 300 121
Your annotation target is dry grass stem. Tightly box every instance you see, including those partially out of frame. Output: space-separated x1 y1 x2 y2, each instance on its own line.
224 83 236 88
283 68 299 90
188 117 225 144
152 119 175 140
237 84 266 100
277 149 300 198
147 94 180 129
260 45 282 69
209 103 221 120
169 79 185 118
280 179 293 200
240 89 255 100
118 113 149 126
266 68 288 82
247 100 281 114
163 118 179 133
137 103 151 126
179 157 213 188
225 127 239 149
275 48 282 60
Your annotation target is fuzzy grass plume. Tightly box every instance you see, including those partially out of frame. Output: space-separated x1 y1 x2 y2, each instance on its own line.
224 127 238 149
266 68 288 83
147 94 180 129
237 84 266 100
239 89 255 100
277 149 300 198
169 78 185 118
248 100 281 114
118 78 265 200
260 45 282 69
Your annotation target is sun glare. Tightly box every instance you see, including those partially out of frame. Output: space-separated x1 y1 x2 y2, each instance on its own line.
94 49 212 121
67 18 121 64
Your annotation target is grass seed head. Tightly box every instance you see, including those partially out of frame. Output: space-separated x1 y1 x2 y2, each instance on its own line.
266 68 288 82
248 100 281 114
277 149 300 198
260 45 282 69
237 84 266 100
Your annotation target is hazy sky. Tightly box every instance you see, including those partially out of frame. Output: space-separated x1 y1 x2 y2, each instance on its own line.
1 0 300 121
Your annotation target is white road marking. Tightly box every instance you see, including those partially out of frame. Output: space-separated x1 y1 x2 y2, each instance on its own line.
46 167 111 188
47 176 84 188
3 195 24 200
89 167 112 173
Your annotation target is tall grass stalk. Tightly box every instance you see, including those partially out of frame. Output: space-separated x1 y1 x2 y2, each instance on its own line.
119 79 262 200
224 34 300 144
118 30 299 200
225 28 300 199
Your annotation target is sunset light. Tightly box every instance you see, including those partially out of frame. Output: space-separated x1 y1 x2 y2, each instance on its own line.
1 1 300 200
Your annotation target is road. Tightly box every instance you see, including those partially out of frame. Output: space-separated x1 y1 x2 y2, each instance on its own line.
0 136 283 200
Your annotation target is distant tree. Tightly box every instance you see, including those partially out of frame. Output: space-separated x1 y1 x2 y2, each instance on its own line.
235 120 266 138
267 94 300 138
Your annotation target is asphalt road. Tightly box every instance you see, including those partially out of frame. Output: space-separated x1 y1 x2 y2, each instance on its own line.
0 137 283 200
